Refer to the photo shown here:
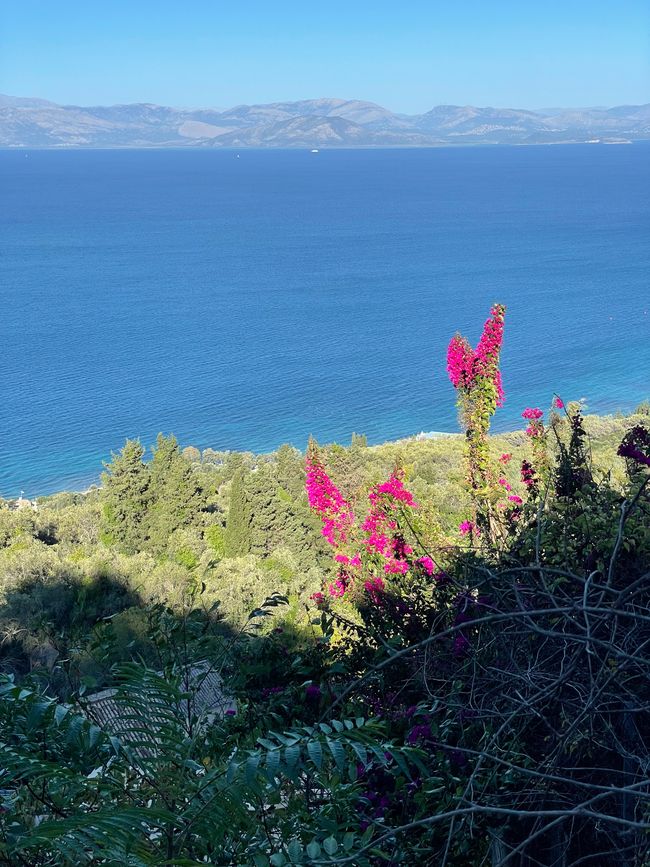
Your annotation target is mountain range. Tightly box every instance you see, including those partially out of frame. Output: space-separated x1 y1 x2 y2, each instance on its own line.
1 94 649 148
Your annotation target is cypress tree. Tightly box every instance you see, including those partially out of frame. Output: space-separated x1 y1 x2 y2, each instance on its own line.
225 467 252 557
145 434 205 553
275 443 304 498
100 439 151 553
248 466 289 557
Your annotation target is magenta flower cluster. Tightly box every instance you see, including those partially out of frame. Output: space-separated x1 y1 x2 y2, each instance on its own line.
306 456 441 605
522 407 545 439
327 575 349 598
362 470 420 576
364 576 386 604
305 453 355 547
521 460 536 488
372 472 418 507
618 426 650 467
446 336 475 390
447 304 506 407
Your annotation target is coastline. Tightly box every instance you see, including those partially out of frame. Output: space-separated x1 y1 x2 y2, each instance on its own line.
5 410 648 504
1 430 458 503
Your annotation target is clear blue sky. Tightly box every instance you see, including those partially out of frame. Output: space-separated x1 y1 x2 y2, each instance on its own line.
1 0 648 111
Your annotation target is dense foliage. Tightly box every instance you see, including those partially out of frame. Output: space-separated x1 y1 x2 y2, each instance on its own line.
1 306 649 865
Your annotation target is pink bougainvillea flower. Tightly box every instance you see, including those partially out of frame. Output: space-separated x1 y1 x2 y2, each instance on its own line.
363 469 418 560
417 555 436 575
447 335 475 389
522 407 543 420
459 520 477 536
618 426 650 467
448 304 506 406
363 526 391 557
305 453 355 547
553 397 565 409
508 495 523 505
310 591 326 606
373 470 419 508
498 453 512 464
327 574 349 598
364 576 385 604
384 559 410 575
521 460 536 487
494 370 505 408
473 304 506 407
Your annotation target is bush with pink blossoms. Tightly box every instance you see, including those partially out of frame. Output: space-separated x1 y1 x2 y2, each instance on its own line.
447 304 506 539
520 405 552 496
305 442 355 548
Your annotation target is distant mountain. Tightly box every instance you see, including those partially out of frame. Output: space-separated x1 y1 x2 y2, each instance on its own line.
1 95 648 148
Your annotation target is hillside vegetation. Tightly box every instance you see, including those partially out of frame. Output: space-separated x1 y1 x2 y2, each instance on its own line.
0 412 643 685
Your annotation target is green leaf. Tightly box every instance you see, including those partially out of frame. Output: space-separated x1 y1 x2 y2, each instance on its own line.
350 741 368 767
54 705 69 726
265 747 281 780
387 749 412 780
307 739 323 770
306 841 321 859
326 737 346 771
287 839 303 862
284 745 301 770
246 753 261 784
323 836 338 856
258 737 279 750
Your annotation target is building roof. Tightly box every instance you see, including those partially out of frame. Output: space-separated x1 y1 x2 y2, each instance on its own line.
83 662 236 747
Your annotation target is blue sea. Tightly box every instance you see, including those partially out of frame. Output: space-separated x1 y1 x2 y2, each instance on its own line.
1 145 649 498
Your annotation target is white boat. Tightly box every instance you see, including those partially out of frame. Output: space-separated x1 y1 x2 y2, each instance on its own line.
311 148 319 153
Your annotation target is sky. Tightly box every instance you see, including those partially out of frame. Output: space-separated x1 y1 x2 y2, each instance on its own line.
1 1 649 112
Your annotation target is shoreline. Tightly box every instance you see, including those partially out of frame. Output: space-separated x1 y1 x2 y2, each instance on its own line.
3 430 461 503
2 409 647 504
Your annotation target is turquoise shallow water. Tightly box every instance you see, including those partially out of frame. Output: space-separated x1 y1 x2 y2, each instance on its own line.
1 144 649 498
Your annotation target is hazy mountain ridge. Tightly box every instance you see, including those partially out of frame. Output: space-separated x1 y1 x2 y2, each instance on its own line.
1 94 649 148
